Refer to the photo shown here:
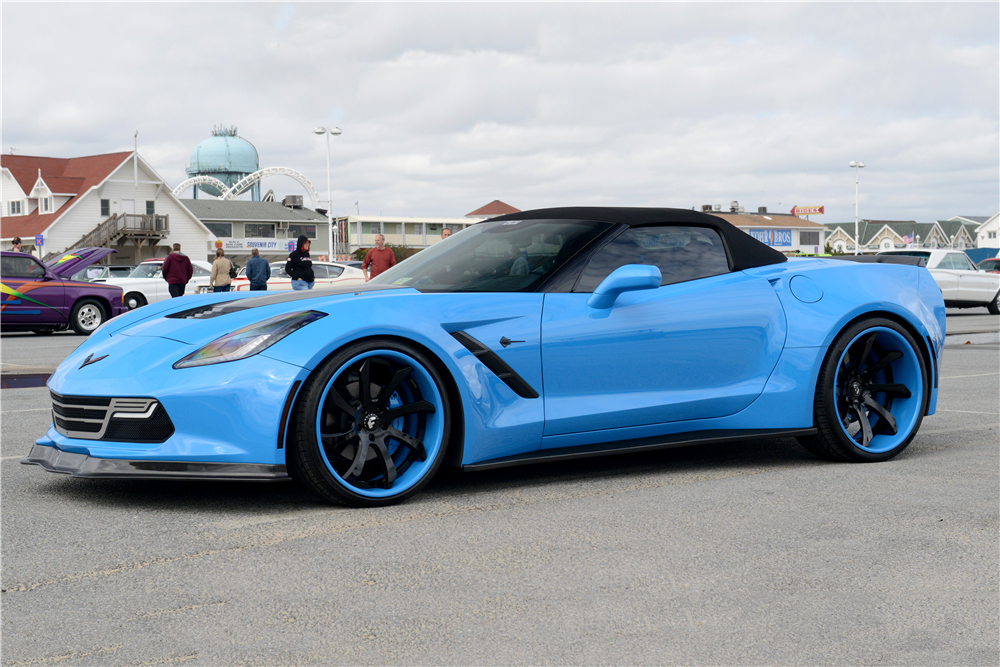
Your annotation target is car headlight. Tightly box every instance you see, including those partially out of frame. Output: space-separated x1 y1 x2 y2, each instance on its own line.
173 310 326 369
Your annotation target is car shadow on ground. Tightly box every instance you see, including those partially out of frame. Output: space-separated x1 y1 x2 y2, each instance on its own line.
31 436 830 513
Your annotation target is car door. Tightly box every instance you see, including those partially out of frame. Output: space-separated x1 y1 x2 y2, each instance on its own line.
540 225 786 444
1 254 67 326
949 252 997 303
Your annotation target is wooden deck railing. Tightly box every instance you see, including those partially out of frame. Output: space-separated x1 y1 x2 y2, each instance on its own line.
68 213 170 251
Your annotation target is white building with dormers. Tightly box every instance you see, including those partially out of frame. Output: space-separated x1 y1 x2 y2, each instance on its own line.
973 212 999 249
1 151 211 263
825 219 978 254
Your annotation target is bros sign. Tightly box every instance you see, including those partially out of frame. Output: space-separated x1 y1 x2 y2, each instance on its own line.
791 205 824 216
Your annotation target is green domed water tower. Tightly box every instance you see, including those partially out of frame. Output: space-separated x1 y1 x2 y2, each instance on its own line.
185 125 260 200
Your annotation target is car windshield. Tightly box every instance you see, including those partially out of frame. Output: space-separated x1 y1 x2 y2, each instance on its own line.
368 219 613 292
128 263 162 278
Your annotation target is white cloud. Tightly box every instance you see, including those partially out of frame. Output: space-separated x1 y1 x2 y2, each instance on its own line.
2 2 997 221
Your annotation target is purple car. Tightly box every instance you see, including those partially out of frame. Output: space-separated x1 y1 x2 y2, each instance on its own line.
1 248 126 335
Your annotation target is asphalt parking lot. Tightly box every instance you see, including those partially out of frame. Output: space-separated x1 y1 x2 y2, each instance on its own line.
1 309 997 665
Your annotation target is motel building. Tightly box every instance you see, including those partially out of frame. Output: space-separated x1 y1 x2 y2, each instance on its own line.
825 219 980 254
699 204 828 254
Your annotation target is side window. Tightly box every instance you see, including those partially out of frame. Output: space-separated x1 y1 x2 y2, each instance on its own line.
1 255 46 279
951 254 975 271
192 265 210 277
100 199 110 216
575 226 730 292
311 265 329 279
271 263 289 278
327 265 344 278
938 254 958 270
146 201 155 215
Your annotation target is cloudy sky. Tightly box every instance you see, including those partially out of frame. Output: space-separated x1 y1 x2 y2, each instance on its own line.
3 2 997 223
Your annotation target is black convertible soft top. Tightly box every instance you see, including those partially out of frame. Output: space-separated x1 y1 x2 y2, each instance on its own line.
489 207 787 271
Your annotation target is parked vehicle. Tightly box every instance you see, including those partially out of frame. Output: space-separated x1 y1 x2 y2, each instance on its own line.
102 258 213 309
26 208 945 508
70 265 136 282
878 249 1000 314
1 248 126 334
226 261 365 292
976 257 1000 274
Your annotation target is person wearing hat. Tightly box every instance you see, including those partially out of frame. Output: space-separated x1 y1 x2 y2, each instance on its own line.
11 237 28 253
285 235 315 290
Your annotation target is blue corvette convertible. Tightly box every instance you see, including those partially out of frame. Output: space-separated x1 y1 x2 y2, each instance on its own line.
24 207 945 507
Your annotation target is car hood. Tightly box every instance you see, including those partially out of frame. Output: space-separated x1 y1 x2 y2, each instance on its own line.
108 283 412 344
45 248 117 277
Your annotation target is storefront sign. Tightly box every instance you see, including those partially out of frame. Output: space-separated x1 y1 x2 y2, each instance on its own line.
791 206 824 216
748 229 793 247
217 238 286 252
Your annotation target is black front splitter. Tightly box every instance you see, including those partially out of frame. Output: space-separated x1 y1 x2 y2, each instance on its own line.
20 444 290 482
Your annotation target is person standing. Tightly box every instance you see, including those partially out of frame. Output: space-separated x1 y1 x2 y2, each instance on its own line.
245 248 271 291
286 235 315 290
362 233 397 281
11 237 24 253
162 243 193 297
209 248 234 292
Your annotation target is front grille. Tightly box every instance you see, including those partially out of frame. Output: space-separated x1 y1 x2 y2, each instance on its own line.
50 391 175 443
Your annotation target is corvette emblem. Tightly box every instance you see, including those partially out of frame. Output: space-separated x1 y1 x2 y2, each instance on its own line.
79 353 108 369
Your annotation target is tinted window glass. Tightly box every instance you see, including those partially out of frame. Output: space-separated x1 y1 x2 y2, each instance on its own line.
1 255 46 278
950 254 975 271
129 264 162 278
368 219 612 292
270 263 289 279
193 265 210 277
109 267 133 278
288 224 316 239
311 265 329 279
327 265 344 278
205 223 232 238
576 226 730 292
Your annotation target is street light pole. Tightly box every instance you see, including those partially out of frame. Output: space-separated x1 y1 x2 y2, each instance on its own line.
313 126 342 259
850 161 865 255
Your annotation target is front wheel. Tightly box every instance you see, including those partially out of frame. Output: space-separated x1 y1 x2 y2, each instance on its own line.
798 318 928 462
289 339 451 507
70 299 106 335
988 290 999 316
124 292 147 310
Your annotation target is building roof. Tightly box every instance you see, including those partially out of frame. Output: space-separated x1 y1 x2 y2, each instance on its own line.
0 151 133 239
181 199 327 222
936 218 981 241
709 211 825 229
465 200 521 217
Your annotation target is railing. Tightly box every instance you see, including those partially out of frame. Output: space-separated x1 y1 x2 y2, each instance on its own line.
68 213 170 251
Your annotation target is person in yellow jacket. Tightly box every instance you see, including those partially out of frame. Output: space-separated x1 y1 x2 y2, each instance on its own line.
209 248 234 292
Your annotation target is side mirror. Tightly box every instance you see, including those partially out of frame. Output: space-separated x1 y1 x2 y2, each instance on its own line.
587 264 662 309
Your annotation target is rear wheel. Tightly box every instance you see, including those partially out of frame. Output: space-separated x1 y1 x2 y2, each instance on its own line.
798 318 928 462
289 339 451 507
124 292 147 310
70 299 106 335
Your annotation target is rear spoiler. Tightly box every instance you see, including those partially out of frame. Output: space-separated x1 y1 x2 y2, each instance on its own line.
827 255 927 268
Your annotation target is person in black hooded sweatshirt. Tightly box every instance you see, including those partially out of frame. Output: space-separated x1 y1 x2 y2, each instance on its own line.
286 235 315 290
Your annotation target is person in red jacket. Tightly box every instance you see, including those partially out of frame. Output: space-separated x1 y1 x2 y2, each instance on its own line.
362 233 397 281
161 243 193 297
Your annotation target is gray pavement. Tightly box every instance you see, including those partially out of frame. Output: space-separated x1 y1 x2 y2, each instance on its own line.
1 324 998 665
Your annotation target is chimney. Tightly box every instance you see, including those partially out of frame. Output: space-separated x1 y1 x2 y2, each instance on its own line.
701 205 713 212
758 206 767 214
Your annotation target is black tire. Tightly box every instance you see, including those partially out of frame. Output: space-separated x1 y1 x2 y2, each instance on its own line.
798 317 929 462
988 290 999 316
124 292 147 310
70 299 106 335
289 339 452 507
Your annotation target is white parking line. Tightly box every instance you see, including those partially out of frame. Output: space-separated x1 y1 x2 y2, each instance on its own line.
941 372 1000 379
1 455 27 461
936 409 1000 415
2 408 51 413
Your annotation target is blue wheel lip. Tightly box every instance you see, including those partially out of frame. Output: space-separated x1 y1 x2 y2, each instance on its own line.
315 349 444 498
834 326 923 454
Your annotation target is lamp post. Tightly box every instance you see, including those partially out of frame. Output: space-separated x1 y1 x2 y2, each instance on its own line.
849 161 865 254
313 126 342 259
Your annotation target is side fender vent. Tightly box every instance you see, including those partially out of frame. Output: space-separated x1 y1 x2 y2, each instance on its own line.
450 331 539 399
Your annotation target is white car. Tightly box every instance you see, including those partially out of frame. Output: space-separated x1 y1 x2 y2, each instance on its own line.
878 249 1000 314
101 258 214 310
227 261 366 292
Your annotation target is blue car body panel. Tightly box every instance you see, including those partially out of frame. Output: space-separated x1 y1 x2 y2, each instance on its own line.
30 208 946 482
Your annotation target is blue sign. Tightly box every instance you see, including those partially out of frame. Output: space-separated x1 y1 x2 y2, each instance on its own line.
288 241 295 252
748 229 792 247
35 234 43 246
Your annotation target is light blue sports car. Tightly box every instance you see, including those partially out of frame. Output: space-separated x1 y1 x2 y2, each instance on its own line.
24 208 945 507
